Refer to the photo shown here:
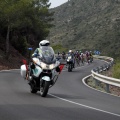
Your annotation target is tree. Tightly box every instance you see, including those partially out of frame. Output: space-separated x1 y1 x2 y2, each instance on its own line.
0 0 53 57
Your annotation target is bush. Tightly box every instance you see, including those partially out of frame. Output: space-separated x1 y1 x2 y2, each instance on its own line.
112 60 120 79
11 36 28 55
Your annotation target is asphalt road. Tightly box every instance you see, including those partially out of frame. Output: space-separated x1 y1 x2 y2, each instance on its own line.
0 59 120 120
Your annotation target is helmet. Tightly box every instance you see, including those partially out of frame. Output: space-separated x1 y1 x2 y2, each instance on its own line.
39 40 50 47
69 50 72 53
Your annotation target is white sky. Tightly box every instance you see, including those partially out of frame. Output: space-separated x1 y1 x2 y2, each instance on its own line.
49 0 68 8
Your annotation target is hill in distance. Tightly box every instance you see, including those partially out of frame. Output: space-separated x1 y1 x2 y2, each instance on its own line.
49 0 120 57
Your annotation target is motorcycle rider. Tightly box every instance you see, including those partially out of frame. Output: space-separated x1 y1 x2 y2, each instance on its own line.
66 50 75 68
74 50 81 66
29 40 60 82
32 40 50 58
85 51 90 63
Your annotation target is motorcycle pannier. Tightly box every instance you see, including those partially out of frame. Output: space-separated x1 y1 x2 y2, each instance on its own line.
20 65 27 78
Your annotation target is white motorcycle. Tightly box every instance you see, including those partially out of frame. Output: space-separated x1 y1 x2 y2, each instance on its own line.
20 46 64 97
66 54 74 72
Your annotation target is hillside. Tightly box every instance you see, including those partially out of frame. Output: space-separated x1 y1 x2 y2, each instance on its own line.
48 0 120 57
0 45 25 70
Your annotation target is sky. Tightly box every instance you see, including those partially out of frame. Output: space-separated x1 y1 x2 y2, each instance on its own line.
49 0 68 8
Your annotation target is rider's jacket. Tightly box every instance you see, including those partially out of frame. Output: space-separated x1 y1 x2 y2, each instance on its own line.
62 51 65 55
32 48 42 58
67 52 74 59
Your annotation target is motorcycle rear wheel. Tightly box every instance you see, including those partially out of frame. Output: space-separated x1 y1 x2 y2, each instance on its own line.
40 81 50 97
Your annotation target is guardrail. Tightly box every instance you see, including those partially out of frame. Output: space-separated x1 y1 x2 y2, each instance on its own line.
91 55 120 93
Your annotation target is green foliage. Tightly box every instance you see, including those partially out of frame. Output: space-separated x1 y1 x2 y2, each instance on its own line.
11 36 28 55
112 60 120 79
0 0 53 56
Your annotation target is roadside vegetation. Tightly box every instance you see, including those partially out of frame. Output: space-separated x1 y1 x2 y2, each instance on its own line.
52 44 68 53
0 0 54 69
112 60 120 79
0 0 53 58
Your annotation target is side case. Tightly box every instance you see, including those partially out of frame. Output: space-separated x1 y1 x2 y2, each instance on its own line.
20 65 27 79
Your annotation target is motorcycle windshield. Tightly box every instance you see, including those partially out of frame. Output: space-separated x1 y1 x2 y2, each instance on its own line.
40 46 56 64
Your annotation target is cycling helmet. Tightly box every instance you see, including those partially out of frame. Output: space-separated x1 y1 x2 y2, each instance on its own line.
39 40 50 47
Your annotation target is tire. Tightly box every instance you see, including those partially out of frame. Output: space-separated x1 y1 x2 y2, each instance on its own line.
40 81 50 97
70 64 73 72
68 64 72 72
68 64 70 72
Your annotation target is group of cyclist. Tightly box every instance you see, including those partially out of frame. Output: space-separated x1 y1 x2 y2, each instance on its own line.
57 50 93 67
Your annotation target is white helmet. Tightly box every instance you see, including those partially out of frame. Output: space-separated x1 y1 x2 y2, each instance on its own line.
69 50 72 53
39 40 50 47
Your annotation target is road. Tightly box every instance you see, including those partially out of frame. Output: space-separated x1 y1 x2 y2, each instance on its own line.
0 59 120 120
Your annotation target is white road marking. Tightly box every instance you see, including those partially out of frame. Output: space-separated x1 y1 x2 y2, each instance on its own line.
0 69 19 72
49 93 120 117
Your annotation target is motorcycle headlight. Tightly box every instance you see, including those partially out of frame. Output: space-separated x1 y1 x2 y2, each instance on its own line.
67 59 70 62
40 62 48 69
40 60 60 70
68 56 72 60
49 64 55 69
40 62 55 69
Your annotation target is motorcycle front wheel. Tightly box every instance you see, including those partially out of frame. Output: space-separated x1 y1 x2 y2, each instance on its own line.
68 64 72 72
40 81 50 97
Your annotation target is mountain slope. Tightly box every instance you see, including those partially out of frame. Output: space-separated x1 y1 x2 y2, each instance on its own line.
49 0 120 57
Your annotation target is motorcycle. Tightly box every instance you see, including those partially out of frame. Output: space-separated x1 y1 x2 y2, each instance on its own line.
66 55 74 72
20 47 64 97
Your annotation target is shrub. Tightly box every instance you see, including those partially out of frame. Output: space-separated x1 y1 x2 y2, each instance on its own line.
112 60 120 79
11 36 28 55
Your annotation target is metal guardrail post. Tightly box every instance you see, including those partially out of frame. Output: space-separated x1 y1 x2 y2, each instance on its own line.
105 84 110 93
94 78 100 86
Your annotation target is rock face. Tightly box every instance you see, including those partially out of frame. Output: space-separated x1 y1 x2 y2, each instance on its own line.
49 0 120 57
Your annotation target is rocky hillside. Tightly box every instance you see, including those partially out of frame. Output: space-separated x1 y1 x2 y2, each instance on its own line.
49 0 120 57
